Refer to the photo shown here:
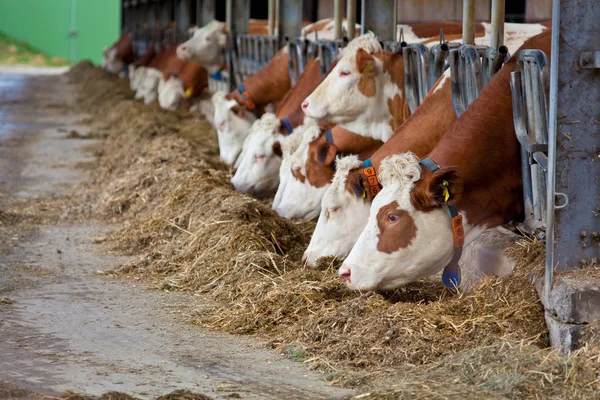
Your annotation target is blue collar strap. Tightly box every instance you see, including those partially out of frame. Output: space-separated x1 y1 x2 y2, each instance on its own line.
419 157 464 289
362 158 381 197
237 83 261 118
325 129 334 144
211 64 226 81
281 117 294 135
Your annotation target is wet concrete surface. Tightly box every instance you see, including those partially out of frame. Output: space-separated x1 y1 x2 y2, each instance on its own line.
0 68 353 400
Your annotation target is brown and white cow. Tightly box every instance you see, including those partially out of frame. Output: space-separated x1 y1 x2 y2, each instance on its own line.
158 60 209 110
339 30 552 291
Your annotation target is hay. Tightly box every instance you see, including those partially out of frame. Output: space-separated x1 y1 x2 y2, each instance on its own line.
64 62 600 398
44 390 213 400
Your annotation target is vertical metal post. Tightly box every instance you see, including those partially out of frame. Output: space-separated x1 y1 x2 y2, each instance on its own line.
333 0 343 40
197 0 216 26
346 0 356 40
490 0 505 49
549 0 600 273
278 0 303 46
176 0 191 32
360 0 397 41
268 0 276 35
227 0 249 34
462 0 476 45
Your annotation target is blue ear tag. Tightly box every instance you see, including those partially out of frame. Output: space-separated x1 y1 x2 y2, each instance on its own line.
211 71 222 81
442 264 461 289
123 65 129 73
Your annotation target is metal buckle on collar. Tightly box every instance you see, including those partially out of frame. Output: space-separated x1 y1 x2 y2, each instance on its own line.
418 157 464 289
362 158 381 198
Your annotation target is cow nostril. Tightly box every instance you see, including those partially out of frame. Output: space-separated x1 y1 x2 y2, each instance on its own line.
339 266 351 282
301 100 309 110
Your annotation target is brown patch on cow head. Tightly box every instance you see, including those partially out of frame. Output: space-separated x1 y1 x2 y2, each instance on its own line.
410 167 463 212
376 201 417 253
356 48 377 98
387 94 411 131
305 134 337 188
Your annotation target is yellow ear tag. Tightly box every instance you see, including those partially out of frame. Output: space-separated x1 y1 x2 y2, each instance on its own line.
361 190 367 199
185 88 193 98
362 61 372 74
441 180 450 202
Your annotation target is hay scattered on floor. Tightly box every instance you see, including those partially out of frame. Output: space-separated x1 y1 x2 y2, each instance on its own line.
64 62 600 398
45 390 213 400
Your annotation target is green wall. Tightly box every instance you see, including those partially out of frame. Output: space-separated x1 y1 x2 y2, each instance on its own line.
0 0 121 64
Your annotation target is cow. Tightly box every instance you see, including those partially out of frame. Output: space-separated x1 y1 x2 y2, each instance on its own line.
129 43 157 91
230 58 331 196
102 34 135 74
303 69 454 265
339 30 552 291
158 56 209 110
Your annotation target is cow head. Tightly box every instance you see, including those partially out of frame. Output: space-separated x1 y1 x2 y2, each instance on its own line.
177 20 227 72
272 128 305 210
273 122 329 220
158 75 186 111
304 156 372 266
212 91 257 166
340 153 466 291
231 113 285 197
102 47 125 74
137 68 162 105
130 66 147 92
301 33 405 141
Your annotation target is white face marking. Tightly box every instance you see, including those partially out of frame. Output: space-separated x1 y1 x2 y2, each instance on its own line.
136 68 162 105
177 20 227 73
304 157 371 266
212 92 257 166
302 34 400 142
231 113 284 197
272 123 327 220
158 77 185 111
102 48 125 74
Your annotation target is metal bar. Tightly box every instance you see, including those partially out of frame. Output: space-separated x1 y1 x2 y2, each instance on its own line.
544 0 561 305
346 0 356 40
268 0 276 35
360 0 397 42
334 0 343 40
489 0 505 49
278 0 303 47
198 0 216 26
462 0 476 45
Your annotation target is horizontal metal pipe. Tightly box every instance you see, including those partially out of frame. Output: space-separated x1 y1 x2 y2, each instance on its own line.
491 45 509 74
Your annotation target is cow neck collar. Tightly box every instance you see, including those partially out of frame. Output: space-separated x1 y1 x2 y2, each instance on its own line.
325 129 344 172
237 83 261 118
362 158 381 198
419 158 464 289
280 117 294 135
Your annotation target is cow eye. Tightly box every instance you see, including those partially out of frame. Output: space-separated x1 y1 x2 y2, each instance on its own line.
326 206 340 218
339 70 351 77
387 213 399 223
254 154 266 162
292 166 301 172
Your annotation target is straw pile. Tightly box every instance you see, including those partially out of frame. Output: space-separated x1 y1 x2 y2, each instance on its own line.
66 63 600 398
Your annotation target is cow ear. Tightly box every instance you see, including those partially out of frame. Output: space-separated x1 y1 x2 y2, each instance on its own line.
411 167 463 211
315 141 337 166
346 170 367 199
356 48 377 75
272 141 282 157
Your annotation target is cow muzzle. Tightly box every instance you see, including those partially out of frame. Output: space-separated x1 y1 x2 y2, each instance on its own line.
301 98 327 120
